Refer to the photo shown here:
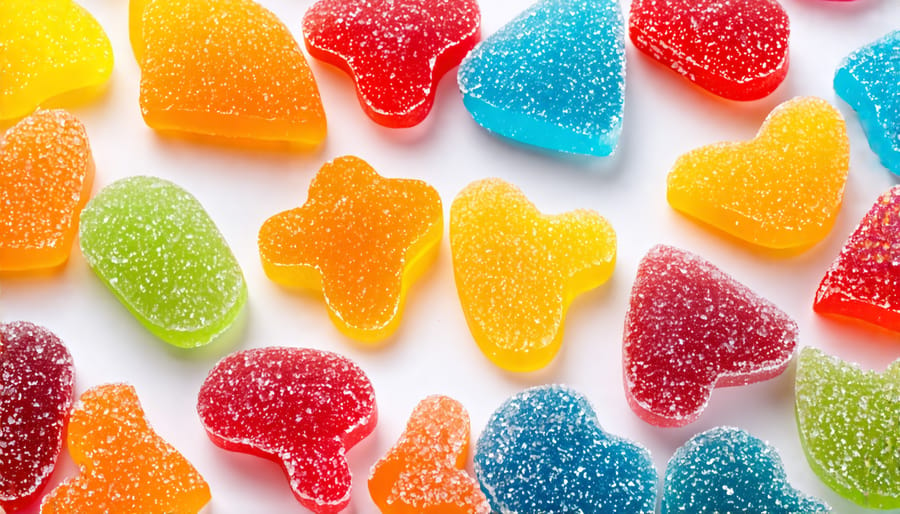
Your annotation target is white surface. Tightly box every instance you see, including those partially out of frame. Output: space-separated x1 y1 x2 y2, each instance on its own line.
6 0 900 512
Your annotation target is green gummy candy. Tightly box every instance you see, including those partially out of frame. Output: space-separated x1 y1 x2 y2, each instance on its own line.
79 176 247 348
795 347 900 509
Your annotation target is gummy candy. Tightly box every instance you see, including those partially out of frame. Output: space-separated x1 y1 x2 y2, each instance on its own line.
41 383 210 514
302 0 481 128
259 156 442 343
629 0 789 101
369 395 489 514
79 176 247 348
457 0 625 156
667 97 849 249
834 30 900 175
0 0 113 121
197 347 377 513
474 385 657 514
662 426 830 514
0 110 94 271
795 347 900 509
623 245 798 427
450 178 616 372
0 322 75 513
133 0 327 145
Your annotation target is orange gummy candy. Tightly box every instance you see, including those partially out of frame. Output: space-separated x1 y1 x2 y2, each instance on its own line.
259 156 442 343
369 395 489 514
0 109 94 271
41 384 210 514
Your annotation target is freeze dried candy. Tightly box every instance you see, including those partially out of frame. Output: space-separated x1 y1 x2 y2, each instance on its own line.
0 322 74 513
474 385 657 514
662 426 829 514
0 110 94 271
630 0 789 100
450 178 616 372
0 0 112 120
667 97 849 249
303 0 480 128
795 347 899 509
79 176 247 348
457 0 625 156
259 156 442 343
197 347 377 514
41 384 210 514
624 245 798 427
834 30 900 175
132 0 326 145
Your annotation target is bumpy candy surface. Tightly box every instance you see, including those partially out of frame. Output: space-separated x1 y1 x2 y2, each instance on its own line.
623 245 798 427
450 178 616 372
795 347 900 509
629 0 789 100
303 0 480 128
0 110 94 271
132 0 326 145
662 426 830 514
0 0 113 121
369 395 489 513
835 30 900 175
0 322 75 513
474 385 657 514
667 97 849 249
259 156 442 343
457 0 625 156
41 384 210 514
79 176 247 348
197 347 377 513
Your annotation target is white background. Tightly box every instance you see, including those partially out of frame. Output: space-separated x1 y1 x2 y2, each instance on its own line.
6 0 900 512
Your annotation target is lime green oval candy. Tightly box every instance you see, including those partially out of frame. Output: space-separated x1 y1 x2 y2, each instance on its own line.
795 347 900 509
79 176 247 348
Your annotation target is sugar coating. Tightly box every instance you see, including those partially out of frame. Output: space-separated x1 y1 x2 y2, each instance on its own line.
197 347 377 514
624 245 798 427
795 348 900 509
79 176 247 348
258 156 442 343
369 395 489 513
0 110 94 271
40 383 210 514
0 0 112 120
630 0 789 101
303 0 481 128
662 426 830 514
450 178 616 372
475 385 657 514
136 0 326 145
457 0 625 156
667 97 849 249
834 30 900 175
0 322 75 513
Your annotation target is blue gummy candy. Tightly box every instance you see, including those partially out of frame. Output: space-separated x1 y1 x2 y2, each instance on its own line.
457 0 625 157
834 30 900 175
662 426 830 514
474 385 657 514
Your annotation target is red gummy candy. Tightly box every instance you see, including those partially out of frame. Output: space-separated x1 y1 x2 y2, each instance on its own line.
0 321 75 512
197 347 377 513
629 0 790 100
623 245 798 427
302 0 481 127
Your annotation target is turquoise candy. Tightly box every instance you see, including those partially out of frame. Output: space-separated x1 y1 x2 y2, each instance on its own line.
457 0 625 157
474 385 657 514
662 427 830 514
834 30 900 175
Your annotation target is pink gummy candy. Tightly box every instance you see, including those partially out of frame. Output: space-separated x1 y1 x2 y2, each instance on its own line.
197 347 377 513
623 245 798 427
